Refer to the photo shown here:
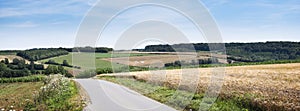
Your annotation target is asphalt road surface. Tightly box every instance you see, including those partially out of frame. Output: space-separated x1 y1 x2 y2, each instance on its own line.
75 79 177 111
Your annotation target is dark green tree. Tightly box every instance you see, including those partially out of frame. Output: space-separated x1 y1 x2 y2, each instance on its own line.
4 58 9 64
62 60 70 66
58 65 65 74
12 58 20 65
45 65 58 75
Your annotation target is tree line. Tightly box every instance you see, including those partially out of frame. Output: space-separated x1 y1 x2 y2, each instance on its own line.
45 59 81 69
135 41 300 62
17 48 69 61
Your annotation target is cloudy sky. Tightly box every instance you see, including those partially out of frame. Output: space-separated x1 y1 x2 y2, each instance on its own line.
0 0 299 50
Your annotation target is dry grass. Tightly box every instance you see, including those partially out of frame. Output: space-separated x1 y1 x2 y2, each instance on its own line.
100 63 300 110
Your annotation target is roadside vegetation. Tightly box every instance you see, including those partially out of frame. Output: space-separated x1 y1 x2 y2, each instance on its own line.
25 75 83 111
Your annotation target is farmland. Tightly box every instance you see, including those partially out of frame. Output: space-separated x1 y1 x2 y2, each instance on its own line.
98 63 300 110
102 52 227 67
1 42 300 110
39 52 152 68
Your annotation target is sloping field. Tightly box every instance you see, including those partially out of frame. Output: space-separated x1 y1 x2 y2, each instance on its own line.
101 63 300 110
0 55 30 64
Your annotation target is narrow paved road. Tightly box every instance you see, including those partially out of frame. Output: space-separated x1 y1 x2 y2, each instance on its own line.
75 79 176 111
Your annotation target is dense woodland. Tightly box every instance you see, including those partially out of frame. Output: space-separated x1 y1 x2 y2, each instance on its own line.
135 41 300 62
17 48 69 61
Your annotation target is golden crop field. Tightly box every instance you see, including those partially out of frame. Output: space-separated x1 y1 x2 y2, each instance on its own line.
101 63 300 110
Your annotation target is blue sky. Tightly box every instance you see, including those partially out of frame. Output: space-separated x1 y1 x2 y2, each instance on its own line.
0 0 299 50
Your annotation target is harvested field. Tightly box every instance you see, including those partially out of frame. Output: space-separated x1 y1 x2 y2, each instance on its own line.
100 63 300 110
102 52 227 67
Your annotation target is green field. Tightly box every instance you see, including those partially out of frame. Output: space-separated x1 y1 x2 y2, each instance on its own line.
39 52 152 70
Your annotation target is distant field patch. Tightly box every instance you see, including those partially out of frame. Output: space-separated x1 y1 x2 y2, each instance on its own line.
0 55 30 64
102 52 227 67
40 52 153 69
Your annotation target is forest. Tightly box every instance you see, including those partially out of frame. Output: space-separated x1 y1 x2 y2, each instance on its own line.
136 41 300 62
17 48 69 61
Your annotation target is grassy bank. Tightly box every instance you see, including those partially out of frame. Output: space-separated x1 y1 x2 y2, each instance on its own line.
99 76 251 111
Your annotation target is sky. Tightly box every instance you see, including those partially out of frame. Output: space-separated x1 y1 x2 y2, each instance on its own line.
0 0 299 50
